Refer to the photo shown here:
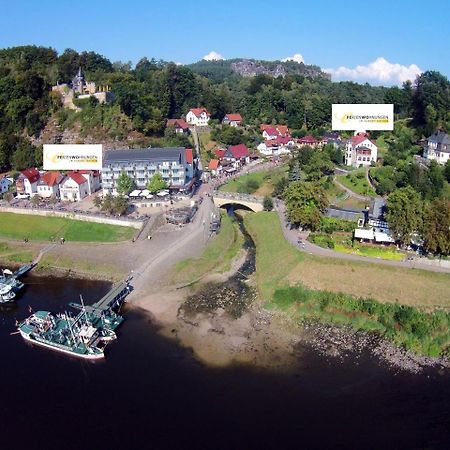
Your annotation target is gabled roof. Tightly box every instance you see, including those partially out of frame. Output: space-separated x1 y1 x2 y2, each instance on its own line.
263 126 279 136
208 159 219 170
189 108 209 117
224 113 242 122
64 171 87 186
167 118 189 129
260 124 272 131
39 172 62 187
20 168 40 183
185 148 193 164
351 133 373 146
215 149 226 159
427 130 450 145
276 125 289 137
228 144 249 159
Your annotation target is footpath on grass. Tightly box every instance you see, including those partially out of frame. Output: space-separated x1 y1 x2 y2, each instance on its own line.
274 200 450 273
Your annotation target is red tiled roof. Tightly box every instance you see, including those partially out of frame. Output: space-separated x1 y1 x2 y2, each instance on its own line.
208 159 219 170
167 118 188 129
41 171 62 187
351 134 373 146
276 125 289 136
263 127 279 137
228 144 249 159
20 168 40 184
185 148 193 164
215 149 226 159
67 171 87 186
224 113 242 122
260 124 272 131
190 108 209 117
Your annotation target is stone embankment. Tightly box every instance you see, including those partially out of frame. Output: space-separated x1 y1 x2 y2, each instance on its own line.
300 321 449 374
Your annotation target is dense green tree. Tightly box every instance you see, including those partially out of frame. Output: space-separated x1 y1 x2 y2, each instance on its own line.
147 172 168 193
116 171 135 195
263 196 274 211
422 199 450 255
386 186 423 245
283 181 328 230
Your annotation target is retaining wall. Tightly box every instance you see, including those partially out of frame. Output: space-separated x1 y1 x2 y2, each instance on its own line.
0 206 143 230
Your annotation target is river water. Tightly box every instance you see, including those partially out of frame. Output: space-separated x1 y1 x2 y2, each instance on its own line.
0 271 449 450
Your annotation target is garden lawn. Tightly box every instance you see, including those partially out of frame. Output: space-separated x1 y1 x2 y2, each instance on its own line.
337 169 376 196
219 165 288 195
0 212 135 242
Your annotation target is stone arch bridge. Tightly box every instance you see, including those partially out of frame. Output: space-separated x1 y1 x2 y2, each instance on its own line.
212 190 264 212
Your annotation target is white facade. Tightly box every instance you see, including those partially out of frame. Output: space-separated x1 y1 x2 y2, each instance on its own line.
37 184 59 198
345 136 378 167
186 109 210 126
423 131 450 165
59 177 89 201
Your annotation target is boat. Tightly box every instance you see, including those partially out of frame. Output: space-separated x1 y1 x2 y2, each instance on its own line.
0 264 35 295
18 310 110 360
18 279 132 359
0 282 16 303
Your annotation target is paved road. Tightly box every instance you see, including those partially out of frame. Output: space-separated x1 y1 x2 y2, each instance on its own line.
274 200 450 274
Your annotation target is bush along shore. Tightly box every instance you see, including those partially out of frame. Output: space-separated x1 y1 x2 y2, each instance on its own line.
269 285 450 373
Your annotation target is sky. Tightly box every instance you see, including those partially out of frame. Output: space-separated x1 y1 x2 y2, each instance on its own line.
1 0 449 86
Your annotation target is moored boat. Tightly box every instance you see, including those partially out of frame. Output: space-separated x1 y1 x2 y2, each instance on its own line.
0 282 16 304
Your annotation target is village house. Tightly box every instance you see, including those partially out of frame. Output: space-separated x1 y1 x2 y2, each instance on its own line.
297 135 320 147
37 172 63 198
208 159 223 177
76 170 101 194
16 168 40 196
322 131 343 148
186 108 210 127
257 136 295 156
423 130 450 165
101 147 195 195
214 148 226 160
222 144 250 168
345 132 378 167
59 172 90 201
0 176 12 195
222 113 242 127
262 126 280 141
166 118 189 134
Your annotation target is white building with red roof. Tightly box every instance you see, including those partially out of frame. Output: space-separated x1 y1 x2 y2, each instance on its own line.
223 144 250 168
16 168 40 196
166 118 189 134
257 136 295 156
186 108 210 126
59 171 90 201
222 113 242 127
37 172 64 198
345 132 378 167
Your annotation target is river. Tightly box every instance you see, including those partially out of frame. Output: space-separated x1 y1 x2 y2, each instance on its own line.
0 271 449 449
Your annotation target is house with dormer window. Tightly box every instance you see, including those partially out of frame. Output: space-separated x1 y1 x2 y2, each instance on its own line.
345 132 378 167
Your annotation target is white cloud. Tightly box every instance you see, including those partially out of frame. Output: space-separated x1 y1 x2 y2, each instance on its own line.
325 57 422 85
203 51 225 61
281 53 304 64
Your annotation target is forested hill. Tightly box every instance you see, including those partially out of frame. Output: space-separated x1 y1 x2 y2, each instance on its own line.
187 58 329 84
0 45 449 172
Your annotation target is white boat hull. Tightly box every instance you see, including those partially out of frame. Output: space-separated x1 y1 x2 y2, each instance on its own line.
19 329 105 360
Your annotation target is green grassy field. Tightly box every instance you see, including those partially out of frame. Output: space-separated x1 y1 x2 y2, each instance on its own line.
172 212 244 285
219 166 287 196
244 212 450 357
337 169 376 196
0 212 135 242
